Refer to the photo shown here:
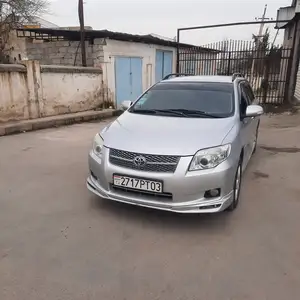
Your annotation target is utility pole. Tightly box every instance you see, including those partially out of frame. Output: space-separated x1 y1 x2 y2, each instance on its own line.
251 4 272 84
255 4 272 41
78 0 87 67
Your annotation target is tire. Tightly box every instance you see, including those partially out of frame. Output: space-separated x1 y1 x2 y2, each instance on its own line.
226 159 243 212
252 124 259 154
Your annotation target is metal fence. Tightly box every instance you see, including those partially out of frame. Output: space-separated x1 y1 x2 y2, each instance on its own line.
178 40 293 104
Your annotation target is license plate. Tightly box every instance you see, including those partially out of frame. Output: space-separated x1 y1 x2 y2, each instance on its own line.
113 175 163 193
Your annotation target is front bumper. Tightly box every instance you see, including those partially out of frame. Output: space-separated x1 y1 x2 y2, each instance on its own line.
87 148 238 214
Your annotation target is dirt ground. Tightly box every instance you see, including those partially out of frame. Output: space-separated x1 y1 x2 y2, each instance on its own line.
0 114 300 300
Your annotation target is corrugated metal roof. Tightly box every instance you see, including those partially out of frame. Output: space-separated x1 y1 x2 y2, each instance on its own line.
17 28 218 52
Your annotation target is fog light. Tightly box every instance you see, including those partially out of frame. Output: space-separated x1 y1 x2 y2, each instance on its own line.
95 145 102 154
204 188 221 199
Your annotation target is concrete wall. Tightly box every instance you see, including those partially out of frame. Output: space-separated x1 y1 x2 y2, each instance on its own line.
0 65 29 121
294 60 300 101
0 62 105 122
284 18 300 102
40 65 104 116
2 31 28 64
100 39 177 104
282 23 295 48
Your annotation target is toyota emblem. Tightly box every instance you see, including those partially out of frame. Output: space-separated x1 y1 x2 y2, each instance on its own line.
133 155 147 167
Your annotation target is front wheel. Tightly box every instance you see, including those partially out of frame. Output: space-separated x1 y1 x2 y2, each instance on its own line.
226 160 242 212
252 124 259 154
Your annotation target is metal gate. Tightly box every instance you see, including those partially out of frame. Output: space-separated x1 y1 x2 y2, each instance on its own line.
176 21 294 105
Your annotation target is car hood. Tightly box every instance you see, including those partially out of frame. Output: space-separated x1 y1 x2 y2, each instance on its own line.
101 112 235 156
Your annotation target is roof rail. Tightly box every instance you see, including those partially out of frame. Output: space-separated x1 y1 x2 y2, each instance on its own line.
162 73 193 80
232 73 244 81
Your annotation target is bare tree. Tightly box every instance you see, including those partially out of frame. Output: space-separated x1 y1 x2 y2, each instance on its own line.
0 0 49 63
251 28 270 76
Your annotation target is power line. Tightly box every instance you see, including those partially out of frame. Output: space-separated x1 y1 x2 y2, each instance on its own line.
177 20 285 33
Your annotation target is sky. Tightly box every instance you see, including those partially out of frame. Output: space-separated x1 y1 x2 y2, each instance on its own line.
46 0 292 45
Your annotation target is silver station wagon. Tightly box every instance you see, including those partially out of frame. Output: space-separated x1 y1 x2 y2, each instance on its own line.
87 74 263 213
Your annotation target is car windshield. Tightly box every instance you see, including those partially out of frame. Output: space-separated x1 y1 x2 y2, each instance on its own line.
129 82 235 118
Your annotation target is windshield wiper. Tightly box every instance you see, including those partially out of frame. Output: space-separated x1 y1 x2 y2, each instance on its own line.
131 109 187 117
168 109 223 118
131 108 222 118
130 109 157 115
153 109 188 117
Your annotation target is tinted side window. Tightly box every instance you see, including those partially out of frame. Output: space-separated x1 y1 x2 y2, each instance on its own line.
244 83 255 104
239 83 249 116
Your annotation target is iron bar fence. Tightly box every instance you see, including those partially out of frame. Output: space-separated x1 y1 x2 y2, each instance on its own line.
178 40 293 104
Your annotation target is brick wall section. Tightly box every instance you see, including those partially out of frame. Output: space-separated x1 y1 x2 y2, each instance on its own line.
26 38 105 67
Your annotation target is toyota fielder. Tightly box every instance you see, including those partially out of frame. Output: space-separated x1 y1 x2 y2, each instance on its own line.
87 74 263 213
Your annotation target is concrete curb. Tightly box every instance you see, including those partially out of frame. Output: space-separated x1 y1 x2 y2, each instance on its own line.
0 109 122 137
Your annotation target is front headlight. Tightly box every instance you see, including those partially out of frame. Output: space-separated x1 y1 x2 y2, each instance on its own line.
189 144 231 171
93 133 104 157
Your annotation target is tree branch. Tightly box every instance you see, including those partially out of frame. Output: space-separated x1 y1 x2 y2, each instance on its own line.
0 0 50 62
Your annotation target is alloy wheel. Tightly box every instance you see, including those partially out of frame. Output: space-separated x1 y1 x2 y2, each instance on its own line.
226 161 242 212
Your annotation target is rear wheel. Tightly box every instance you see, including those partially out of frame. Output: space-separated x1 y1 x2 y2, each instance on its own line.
226 159 242 212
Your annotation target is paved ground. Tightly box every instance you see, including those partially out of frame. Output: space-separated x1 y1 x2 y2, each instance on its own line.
1 114 300 300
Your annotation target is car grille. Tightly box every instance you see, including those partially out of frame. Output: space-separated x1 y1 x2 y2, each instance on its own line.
109 148 179 173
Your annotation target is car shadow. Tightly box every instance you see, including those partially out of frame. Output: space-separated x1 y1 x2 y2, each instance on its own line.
89 195 234 235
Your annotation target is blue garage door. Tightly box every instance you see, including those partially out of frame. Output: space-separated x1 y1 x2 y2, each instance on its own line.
115 57 143 107
155 50 173 82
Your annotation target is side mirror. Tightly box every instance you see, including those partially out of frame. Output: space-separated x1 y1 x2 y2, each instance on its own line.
120 100 132 111
245 105 264 118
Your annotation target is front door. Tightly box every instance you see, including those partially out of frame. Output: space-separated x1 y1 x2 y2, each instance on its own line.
155 50 173 82
239 82 256 167
115 57 143 107
243 82 259 153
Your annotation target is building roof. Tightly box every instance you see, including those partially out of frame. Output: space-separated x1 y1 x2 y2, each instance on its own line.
17 28 218 52
275 0 300 29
